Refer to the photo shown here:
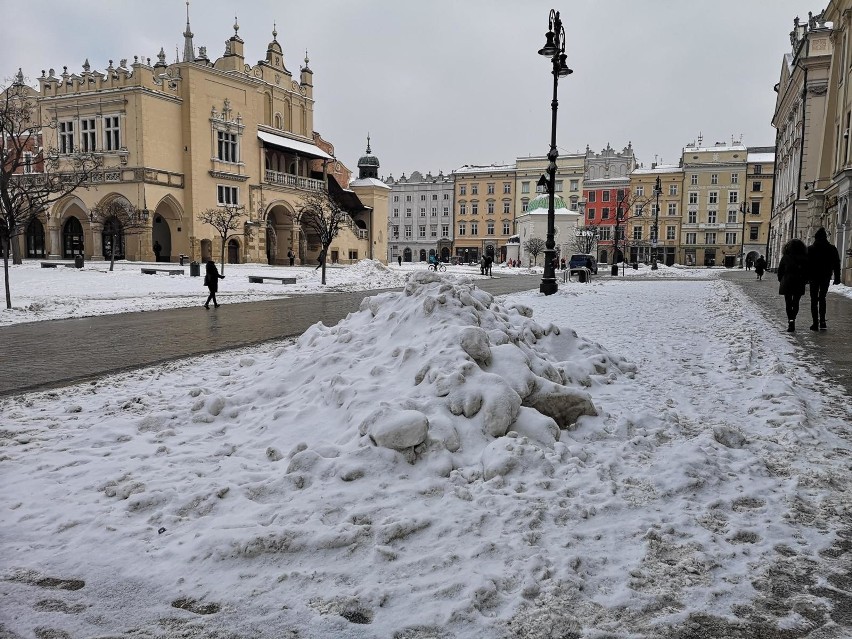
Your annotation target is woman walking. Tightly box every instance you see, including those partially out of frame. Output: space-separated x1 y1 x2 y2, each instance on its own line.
203 259 225 309
754 255 767 280
776 239 809 332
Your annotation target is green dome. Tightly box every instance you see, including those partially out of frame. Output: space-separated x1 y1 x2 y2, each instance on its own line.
526 193 567 213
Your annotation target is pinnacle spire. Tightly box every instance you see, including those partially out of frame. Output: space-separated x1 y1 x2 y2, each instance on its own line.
183 1 194 62
366 133 371 154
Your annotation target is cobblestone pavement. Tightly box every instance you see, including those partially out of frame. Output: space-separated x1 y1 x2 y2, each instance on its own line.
721 269 852 396
0 274 542 396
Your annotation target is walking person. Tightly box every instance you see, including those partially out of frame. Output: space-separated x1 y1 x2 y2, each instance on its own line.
288 249 295 267
807 227 842 331
316 248 326 271
203 259 224 309
776 239 809 332
754 254 767 280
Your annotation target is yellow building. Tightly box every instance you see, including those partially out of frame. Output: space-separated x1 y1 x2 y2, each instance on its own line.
22 13 386 266
743 148 774 266
680 141 748 267
451 164 516 263
628 165 684 266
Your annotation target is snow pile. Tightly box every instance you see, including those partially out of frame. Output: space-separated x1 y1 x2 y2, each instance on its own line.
319 258 409 290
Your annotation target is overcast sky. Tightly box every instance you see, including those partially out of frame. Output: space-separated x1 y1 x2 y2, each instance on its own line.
3 0 813 178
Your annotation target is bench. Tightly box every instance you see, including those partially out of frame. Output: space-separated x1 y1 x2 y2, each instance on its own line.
141 268 184 276
41 261 74 268
248 275 297 284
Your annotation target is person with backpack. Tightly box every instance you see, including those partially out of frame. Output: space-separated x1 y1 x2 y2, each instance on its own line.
807 227 842 331
776 239 809 332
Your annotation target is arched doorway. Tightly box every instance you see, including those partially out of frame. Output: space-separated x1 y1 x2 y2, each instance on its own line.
599 249 608 264
419 249 427 262
485 244 495 257
101 217 125 260
441 247 450 262
403 247 412 262
200 239 213 262
228 238 240 264
62 217 84 258
26 218 46 258
152 215 172 262
265 205 295 265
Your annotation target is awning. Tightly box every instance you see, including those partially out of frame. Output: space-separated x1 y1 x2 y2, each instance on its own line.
257 130 333 160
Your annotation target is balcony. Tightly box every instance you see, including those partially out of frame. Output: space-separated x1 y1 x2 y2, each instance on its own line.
264 169 325 192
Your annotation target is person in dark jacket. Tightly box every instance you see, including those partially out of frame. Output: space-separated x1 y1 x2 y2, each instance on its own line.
777 239 809 332
754 255 767 280
807 227 842 331
203 260 224 309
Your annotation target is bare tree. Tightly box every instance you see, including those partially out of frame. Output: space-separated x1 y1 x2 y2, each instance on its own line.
0 72 101 309
523 237 546 266
198 204 248 274
89 198 149 272
293 189 352 285
572 225 600 255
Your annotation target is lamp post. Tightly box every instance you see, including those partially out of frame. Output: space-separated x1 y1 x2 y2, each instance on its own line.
739 201 747 268
537 9 573 295
651 176 661 270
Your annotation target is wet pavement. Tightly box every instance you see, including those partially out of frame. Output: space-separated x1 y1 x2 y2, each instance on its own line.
721 269 852 395
0 274 543 396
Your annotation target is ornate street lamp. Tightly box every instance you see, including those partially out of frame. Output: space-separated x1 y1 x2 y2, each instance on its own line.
651 176 662 270
537 9 572 295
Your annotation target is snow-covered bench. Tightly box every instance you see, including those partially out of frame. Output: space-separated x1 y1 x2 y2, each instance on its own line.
248 275 297 284
141 267 184 276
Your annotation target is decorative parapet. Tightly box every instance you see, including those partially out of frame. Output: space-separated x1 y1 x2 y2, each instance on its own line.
38 57 181 99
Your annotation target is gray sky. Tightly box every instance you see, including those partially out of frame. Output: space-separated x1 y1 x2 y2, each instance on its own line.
3 0 812 178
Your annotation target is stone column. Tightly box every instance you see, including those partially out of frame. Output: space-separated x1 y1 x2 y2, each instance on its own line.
47 222 62 259
90 225 104 260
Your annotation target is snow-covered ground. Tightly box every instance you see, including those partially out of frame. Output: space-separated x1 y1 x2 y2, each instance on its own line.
1 269 850 638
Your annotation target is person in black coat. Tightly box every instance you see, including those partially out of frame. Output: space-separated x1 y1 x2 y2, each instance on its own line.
203 260 224 309
754 255 767 280
807 227 842 331
777 239 809 332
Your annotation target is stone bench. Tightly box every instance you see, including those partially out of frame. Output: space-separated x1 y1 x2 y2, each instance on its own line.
248 275 297 284
141 268 184 276
40 261 74 268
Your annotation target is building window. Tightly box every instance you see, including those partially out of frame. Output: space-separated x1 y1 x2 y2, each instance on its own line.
667 202 677 216
633 204 642 216
666 226 676 240
443 193 449 200
349 250 358 260
471 202 478 215
588 192 596 203
406 208 412 217
751 201 761 215
689 192 698 205
686 232 696 244
104 116 121 151
691 174 698 185
521 181 530 194
406 195 412 202
471 222 478 235
503 201 510 214
419 226 426 238
420 208 426 216
420 194 426 201
522 199 529 212
731 173 739 184
749 226 759 241
217 185 239 205
503 221 510 234
405 226 412 238
668 184 678 196
392 225 399 237
555 180 563 191
708 210 717 223
487 202 495 214
458 223 466 236
442 225 449 237
570 179 579 192
588 208 595 220
393 208 399 217
651 204 659 217
81 118 96 152
487 183 495 194
636 185 645 196
217 130 238 162
471 184 478 195
711 173 718 185
431 225 438 237
487 221 495 234
431 207 437 215
728 191 739 204
705 232 717 245
727 210 737 223
726 232 737 245
633 226 642 240
59 121 75 154
432 194 438 201
503 182 511 194
598 227 611 240
752 181 762 192
602 191 610 202
394 195 399 202
688 211 697 223
602 207 610 219
459 203 466 215
754 165 763 175
709 191 718 205
443 206 449 215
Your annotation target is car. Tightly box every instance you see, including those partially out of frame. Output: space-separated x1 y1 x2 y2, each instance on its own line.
568 253 598 274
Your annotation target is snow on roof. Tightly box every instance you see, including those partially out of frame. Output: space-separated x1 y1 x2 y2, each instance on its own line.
747 152 775 164
632 165 682 175
683 144 747 153
350 177 391 189
452 164 516 175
